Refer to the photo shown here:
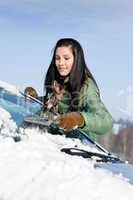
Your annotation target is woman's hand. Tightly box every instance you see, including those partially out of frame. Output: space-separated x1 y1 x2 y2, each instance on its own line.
24 87 38 98
56 112 84 131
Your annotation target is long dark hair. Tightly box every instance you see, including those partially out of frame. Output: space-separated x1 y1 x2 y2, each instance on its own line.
44 38 99 110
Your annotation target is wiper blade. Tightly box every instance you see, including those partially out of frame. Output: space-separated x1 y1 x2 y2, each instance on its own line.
61 148 123 163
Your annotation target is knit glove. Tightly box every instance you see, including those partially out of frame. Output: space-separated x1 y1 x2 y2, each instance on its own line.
56 112 84 131
24 87 38 98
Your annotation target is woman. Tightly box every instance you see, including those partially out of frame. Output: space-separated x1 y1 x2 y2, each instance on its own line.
25 38 113 140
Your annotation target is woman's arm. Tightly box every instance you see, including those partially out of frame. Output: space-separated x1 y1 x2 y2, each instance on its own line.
79 78 113 135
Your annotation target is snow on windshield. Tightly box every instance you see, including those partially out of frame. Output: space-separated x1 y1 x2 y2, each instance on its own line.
0 107 133 199
0 82 133 200
0 80 20 95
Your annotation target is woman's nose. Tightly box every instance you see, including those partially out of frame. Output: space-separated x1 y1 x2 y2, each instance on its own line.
59 58 64 65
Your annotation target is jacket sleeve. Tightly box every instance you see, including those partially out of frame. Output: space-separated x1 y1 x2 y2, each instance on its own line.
79 79 113 135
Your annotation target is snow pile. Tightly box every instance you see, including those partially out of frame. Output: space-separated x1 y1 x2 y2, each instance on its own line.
0 127 133 200
0 80 18 138
0 81 133 199
0 107 17 138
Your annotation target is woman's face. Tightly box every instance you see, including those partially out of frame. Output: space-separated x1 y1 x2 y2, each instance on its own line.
55 46 74 76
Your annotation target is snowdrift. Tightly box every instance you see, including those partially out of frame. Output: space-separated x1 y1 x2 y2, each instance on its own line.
0 80 133 200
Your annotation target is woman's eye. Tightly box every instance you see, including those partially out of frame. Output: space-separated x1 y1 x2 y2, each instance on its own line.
55 57 60 60
64 57 70 60
55 56 70 61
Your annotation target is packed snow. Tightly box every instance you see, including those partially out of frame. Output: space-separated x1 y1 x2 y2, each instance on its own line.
0 81 133 200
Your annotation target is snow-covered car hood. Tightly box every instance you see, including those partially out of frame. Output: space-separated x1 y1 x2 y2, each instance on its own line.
0 108 133 200
0 81 133 200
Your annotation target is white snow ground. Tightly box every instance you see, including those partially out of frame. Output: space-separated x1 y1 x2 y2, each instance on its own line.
0 81 133 200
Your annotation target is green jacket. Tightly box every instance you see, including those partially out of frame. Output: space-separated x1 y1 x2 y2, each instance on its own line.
45 77 113 141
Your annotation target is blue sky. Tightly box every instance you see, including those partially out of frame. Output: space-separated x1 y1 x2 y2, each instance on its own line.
0 0 133 119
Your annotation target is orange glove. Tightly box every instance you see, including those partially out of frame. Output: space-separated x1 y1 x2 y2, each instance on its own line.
56 112 84 131
24 87 38 98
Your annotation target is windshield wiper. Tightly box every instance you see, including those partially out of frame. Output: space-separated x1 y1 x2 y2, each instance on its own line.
61 147 123 163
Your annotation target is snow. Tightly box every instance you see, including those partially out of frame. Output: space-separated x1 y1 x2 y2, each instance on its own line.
0 107 17 138
0 82 133 199
0 80 20 95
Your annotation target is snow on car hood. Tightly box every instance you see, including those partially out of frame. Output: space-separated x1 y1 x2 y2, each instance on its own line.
0 106 133 200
